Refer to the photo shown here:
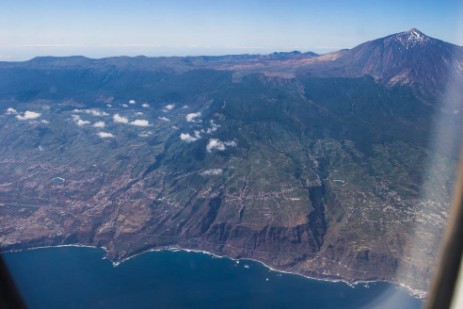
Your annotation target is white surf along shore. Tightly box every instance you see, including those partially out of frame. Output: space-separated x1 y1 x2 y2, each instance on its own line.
5 243 427 299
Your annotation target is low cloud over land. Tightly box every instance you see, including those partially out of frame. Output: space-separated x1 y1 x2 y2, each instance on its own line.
16 111 42 120
97 132 114 138
200 169 223 176
206 138 237 152
113 114 129 124
186 112 201 122
130 119 150 127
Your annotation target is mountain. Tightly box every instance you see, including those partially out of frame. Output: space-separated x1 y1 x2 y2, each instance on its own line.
313 28 463 93
207 29 463 96
0 30 461 298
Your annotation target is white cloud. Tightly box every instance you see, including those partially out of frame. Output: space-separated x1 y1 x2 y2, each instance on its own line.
73 109 109 117
97 132 114 138
164 104 175 111
180 130 201 143
87 109 109 117
72 115 90 126
206 138 225 152
16 111 42 120
224 141 237 147
206 120 220 134
206 138 237 152
5 107 17 115
107 104 112 108
200 169 223 176
136 112 144 115
122 104 128 108
186 112 201 122
130 119 150 127
41 120 50 124
113 113 129 124
93 121 105 128
180 133 197 142
129 99 136 104
158 116 170 122
142 103 150 108
76 119 90 126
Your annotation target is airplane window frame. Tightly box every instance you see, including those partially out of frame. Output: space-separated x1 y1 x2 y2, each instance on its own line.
425 150 463 309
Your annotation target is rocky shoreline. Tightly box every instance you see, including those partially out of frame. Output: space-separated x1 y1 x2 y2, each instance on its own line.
1 243 427 300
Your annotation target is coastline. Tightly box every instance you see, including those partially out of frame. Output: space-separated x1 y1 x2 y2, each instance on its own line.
2 243 427 300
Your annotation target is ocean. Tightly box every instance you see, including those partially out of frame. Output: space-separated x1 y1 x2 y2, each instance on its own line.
2 246 423 308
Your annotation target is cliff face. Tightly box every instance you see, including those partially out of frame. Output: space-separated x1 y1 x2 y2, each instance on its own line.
0 30 462 296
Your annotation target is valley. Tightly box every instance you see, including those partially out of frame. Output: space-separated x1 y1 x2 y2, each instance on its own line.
0 29 462 297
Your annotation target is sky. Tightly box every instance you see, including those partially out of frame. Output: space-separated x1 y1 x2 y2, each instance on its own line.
0 0 462 60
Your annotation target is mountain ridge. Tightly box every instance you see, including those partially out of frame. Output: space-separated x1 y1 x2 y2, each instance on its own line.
3 28 462 96
0 29 461 298
314 28 463 94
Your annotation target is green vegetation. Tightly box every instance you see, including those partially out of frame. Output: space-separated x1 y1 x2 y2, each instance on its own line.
0 57 459 295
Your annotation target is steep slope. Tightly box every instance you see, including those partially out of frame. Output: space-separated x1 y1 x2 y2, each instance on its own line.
303 29 463 95
0 30 461 297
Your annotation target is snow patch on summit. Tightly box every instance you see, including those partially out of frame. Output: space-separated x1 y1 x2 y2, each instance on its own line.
385 28 429 49
409 29 423 40
405 28 426 46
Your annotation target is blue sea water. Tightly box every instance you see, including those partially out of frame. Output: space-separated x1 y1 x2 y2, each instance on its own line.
3 247 423 309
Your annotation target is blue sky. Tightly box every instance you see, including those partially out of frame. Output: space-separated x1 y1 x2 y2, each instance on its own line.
0 0 462 60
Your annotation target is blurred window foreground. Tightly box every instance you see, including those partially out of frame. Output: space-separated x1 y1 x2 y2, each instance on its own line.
430 150 463 309
0 1 463 309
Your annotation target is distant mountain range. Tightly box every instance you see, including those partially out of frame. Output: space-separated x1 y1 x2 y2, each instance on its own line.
3 28 462 93
0 29 461 298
